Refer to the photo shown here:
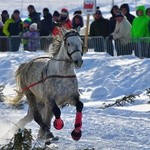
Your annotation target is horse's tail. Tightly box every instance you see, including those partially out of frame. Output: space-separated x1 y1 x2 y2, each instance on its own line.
7 63 26 105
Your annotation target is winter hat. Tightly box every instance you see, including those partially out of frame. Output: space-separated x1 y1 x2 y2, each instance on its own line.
24 18 32 25
120 3 130 12
28 5 35 10
146 8 150 15
2 10 8 15
43 8 49 13
95 9 102 15
115 10 124 17
73 10 82 15
110 5 119 16
61 8 68 16
30 23 37 31
13 9 20 14
53 11 60 17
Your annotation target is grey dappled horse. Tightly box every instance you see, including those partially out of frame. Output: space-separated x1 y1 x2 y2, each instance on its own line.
11 28 84 143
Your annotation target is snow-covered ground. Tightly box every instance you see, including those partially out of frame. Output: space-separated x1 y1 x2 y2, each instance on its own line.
1 51 150 150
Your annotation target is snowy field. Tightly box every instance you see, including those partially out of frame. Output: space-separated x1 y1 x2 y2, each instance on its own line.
1 0 150 149
1 51 150 150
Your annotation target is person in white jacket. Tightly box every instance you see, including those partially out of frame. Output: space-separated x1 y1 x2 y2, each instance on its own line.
108 10 132 56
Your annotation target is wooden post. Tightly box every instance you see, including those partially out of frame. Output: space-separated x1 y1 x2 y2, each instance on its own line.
84 14 90 53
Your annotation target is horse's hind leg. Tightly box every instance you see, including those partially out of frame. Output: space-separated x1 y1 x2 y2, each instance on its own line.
25 92 54 139
71 100 83 141
17 108 33 128
37 101 54 139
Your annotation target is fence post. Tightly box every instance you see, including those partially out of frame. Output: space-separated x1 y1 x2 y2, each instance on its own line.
138 39 142 58
84 14 90 53
9 37 12 52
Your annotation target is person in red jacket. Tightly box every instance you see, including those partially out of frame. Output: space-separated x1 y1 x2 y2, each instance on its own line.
49 8 72 57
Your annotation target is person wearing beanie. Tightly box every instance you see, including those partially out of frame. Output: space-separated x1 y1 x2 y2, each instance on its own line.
0 10 9 52
146 8 150 17
29 23 38 31
131 5 150 58
59 8 69 22
1 10 9 24
131 5 150 38
90 9 109 38
3 9 23 37
72 13 84 30
120 3 135 24
90 9 110 52
23 23 40 52
56 8 72 30
52 10 60 22
40 8 53 36
109 5 119 33
27 5 41 29
19 18 32 50
24 18 32 25
73 10 82 15
108 10 132 56
49 8 72 57
3 9 23 51
72 9 83 30
39 8 53 51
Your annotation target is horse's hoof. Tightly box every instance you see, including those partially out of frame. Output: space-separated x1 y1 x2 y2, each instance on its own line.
45 131 54 139
53 118 64 130
71 129 82 141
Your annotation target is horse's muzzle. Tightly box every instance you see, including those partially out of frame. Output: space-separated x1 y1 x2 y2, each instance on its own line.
74 60 83 68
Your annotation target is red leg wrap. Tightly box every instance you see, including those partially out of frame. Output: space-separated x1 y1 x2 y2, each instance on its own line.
53 118 64 130
75 112 82 129
71 112 82 141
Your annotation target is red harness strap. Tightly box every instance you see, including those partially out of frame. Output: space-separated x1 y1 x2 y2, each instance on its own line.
22 75 76 92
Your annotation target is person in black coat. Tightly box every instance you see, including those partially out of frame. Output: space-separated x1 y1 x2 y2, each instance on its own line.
1 10 9 51
0 21 4 36
120 3 135 25
90 10 110 38
0 21 6 52
40 8 53 51
90 9 110 52
40 8 53 36
27 5 41 29
109 5 119 34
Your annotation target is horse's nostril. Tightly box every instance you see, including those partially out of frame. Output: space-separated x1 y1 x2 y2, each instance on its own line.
74 60 78 65
74 60 83 67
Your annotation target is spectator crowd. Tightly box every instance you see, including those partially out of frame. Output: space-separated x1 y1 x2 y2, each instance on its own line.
0 3 150 58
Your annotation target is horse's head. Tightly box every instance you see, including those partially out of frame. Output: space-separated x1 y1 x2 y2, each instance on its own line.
61 28 83 68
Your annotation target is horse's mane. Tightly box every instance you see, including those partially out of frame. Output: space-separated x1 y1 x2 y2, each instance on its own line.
55 28 78 41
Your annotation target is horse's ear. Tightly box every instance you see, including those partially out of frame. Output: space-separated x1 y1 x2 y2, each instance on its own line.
61 27 68 36
76 26 81 34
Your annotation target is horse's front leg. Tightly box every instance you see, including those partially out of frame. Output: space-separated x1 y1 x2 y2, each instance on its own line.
50 97 64 130
71 100 83 141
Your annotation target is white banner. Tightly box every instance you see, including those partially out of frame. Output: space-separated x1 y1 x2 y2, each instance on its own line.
83 0 96 15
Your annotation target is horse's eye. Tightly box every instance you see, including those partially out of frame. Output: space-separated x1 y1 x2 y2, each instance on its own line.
67 43 70 46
